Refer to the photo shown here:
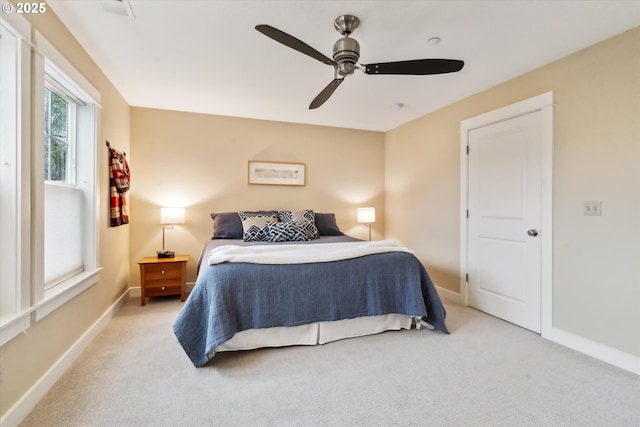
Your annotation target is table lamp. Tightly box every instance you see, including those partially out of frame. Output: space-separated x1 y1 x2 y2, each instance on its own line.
158 207 185 258
357 207 375 241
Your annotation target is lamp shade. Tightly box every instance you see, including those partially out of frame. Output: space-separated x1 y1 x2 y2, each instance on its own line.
357 207 376 224
160 207 185 225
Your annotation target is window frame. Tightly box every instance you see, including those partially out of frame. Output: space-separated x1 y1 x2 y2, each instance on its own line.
0 15 34 346
43 84 78 186
0 18 102 346
32 31 102 322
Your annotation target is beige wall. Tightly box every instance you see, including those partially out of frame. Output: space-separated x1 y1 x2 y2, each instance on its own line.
0 10 131 417
2 7 637 422
385 26 640 356
129 108 385 285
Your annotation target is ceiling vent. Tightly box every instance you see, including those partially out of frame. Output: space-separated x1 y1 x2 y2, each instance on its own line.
101 0 135 20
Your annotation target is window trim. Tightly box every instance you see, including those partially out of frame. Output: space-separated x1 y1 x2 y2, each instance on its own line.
35 32 101 103
32 31 102 321
0 15 33 345
36 269 102 321
0 310 33 347
0 19 103 346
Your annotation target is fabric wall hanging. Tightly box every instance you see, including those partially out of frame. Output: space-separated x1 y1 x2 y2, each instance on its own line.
107 141 130 226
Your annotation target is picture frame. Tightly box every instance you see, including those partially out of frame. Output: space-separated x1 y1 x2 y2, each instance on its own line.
248 161 306 186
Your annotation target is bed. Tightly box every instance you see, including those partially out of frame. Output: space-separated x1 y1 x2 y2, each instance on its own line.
173 210 448 367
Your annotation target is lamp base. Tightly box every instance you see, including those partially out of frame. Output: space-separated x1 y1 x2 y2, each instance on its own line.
157 250 175 258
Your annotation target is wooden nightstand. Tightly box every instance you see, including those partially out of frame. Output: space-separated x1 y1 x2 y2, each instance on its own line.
138 255 189 306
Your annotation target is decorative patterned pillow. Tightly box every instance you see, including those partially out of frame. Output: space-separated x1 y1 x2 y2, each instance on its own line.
267 221 311 242
238 212 279 242
278 209 320 239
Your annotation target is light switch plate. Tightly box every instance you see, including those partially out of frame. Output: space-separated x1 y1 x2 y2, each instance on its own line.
583 200 602 216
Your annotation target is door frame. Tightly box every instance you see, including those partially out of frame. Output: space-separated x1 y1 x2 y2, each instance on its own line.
459 92 553 337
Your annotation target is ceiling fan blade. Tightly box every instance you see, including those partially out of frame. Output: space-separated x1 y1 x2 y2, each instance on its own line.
364 59 464 75
309 79 344 109
256 24 336 67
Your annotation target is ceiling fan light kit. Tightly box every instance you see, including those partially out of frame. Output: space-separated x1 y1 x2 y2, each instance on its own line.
256 14 464 109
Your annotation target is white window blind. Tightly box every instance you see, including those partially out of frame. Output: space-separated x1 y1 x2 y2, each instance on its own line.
44 184 84 287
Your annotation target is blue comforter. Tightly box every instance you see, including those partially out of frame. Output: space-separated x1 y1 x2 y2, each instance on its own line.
174 246 448 367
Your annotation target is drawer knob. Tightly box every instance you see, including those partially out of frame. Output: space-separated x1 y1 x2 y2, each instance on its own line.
161 270 165 275
161 286 165 291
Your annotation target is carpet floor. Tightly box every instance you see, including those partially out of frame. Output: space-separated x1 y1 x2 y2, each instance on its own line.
19 295 640 426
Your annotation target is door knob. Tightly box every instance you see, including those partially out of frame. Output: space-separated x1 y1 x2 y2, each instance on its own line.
527 229 538 237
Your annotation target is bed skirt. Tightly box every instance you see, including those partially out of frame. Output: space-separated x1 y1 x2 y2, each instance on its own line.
214 314 414 353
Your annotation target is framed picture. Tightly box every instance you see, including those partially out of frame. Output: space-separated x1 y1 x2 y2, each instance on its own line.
248 161 306 186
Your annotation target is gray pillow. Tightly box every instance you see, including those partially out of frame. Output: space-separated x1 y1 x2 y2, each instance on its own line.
211 210 278 239
314 213 344 236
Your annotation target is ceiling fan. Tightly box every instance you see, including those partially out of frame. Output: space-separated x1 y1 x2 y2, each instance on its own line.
256 15 464 109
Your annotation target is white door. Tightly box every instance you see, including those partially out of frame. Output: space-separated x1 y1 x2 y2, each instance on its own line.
467 111 542 333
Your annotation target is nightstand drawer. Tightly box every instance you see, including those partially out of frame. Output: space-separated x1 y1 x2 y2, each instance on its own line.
144 263 182 280
145 277 182 289
144 283 182 297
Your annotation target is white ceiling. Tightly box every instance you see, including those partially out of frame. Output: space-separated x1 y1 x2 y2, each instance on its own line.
48 0 640 132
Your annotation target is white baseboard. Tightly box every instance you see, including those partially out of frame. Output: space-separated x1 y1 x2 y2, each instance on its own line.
436 286 461 305
544 327 640 375
432 287 638 375
0 289 131 427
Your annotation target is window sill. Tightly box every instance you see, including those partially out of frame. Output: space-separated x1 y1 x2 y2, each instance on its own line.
0 267 100 346
0 309 34 347
35 268 102 322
